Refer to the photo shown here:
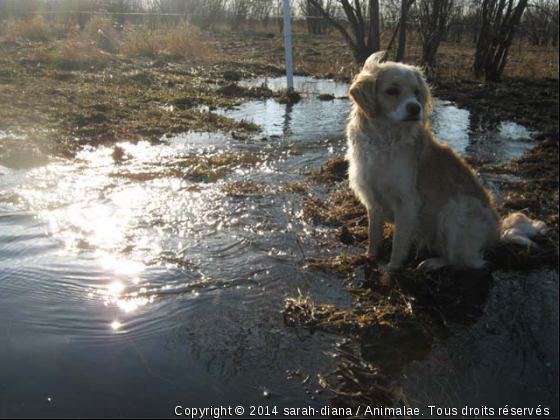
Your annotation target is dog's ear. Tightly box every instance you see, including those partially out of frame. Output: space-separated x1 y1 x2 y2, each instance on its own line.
349 73 377 116
363 51 387 72
413 67 433 118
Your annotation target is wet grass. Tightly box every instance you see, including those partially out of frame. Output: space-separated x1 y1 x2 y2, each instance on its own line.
222 180 265 197
286 146 557 414
0 24 293 167
0 44 267 166
285 250 495 409
108 151 264 183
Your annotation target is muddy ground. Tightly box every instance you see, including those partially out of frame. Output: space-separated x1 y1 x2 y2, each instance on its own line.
1 28 558 415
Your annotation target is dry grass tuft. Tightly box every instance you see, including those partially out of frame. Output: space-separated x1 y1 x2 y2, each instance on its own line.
122 24 211 61
4 16 53 42
3 17 212 67
164 24 208 59
83 14 120 53
47 29 113 70
121 27 162 58
222 181 264 197
29 15 119 69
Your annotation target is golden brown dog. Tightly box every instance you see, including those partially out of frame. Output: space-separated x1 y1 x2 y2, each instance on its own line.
346 52 546 271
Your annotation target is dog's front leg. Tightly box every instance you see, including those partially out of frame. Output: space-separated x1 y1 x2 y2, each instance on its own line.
367 206 386 257
387 204 418 270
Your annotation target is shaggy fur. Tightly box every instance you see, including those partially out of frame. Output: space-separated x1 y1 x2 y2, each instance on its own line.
346 52 546 271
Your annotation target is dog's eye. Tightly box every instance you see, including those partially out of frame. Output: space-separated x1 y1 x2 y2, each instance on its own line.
386 87 399 96
414 89 420 96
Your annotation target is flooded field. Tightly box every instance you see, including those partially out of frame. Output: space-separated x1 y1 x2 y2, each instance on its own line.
0 77 556 417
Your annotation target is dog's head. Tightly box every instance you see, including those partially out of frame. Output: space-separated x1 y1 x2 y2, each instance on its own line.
349 52 433 125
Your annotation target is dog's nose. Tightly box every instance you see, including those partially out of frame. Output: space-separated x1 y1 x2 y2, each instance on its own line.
406 103 421 116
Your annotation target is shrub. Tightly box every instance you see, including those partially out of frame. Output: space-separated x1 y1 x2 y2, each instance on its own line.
121 27 162 58
163 24 207 58
48 28 112 70
83 14 120 53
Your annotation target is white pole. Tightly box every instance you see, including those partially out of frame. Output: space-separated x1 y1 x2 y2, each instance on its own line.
282 0 294 91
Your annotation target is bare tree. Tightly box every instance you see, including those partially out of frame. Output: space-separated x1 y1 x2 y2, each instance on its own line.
523 0 559 47
307 0 381 65
418 0 453 69
179 0 225 30
229 0 251 30
395 0 416 62
445 2 467 43
474 0 529 81
299 0 335 34
251 0 274 28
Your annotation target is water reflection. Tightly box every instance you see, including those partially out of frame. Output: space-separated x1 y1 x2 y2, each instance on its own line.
230 76 536 163
432 99 535 161
241 75 349 98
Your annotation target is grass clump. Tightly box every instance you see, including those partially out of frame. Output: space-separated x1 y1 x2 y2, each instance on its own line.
222 181 264 197
83 14 120 53
48 31 113 70
39 15 119 70
13 17 212 69
121 27 161 58
4 16 53 42
164 24 208 59
122 24 210 60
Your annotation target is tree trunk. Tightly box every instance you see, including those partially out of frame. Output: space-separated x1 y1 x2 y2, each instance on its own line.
420 0 452 69
474 0 528 81
307 0 381 66
368 0 381 52
396 0 415 62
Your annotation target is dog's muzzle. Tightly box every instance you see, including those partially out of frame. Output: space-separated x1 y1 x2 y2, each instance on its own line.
392 97 423 122
405 103 421 121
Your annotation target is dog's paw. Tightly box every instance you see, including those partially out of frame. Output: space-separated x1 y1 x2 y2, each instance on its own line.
417 257 449 271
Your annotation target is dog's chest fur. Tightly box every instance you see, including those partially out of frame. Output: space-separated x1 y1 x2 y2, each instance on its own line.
346 120 422 214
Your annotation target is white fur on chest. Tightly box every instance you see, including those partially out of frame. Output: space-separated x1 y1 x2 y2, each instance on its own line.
346 125 420 214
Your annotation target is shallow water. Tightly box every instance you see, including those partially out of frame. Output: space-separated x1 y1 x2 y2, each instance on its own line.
0 133 345 416
235 76 536 163
0 76 554 417
400 269 559 417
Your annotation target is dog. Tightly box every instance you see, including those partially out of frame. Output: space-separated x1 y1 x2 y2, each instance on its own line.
346 52 546 271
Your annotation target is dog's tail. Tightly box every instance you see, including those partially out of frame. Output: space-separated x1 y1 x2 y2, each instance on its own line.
500 212 547 247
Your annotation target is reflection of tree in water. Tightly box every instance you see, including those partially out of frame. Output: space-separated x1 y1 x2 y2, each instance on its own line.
465 110 533 161
469 110 502 139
